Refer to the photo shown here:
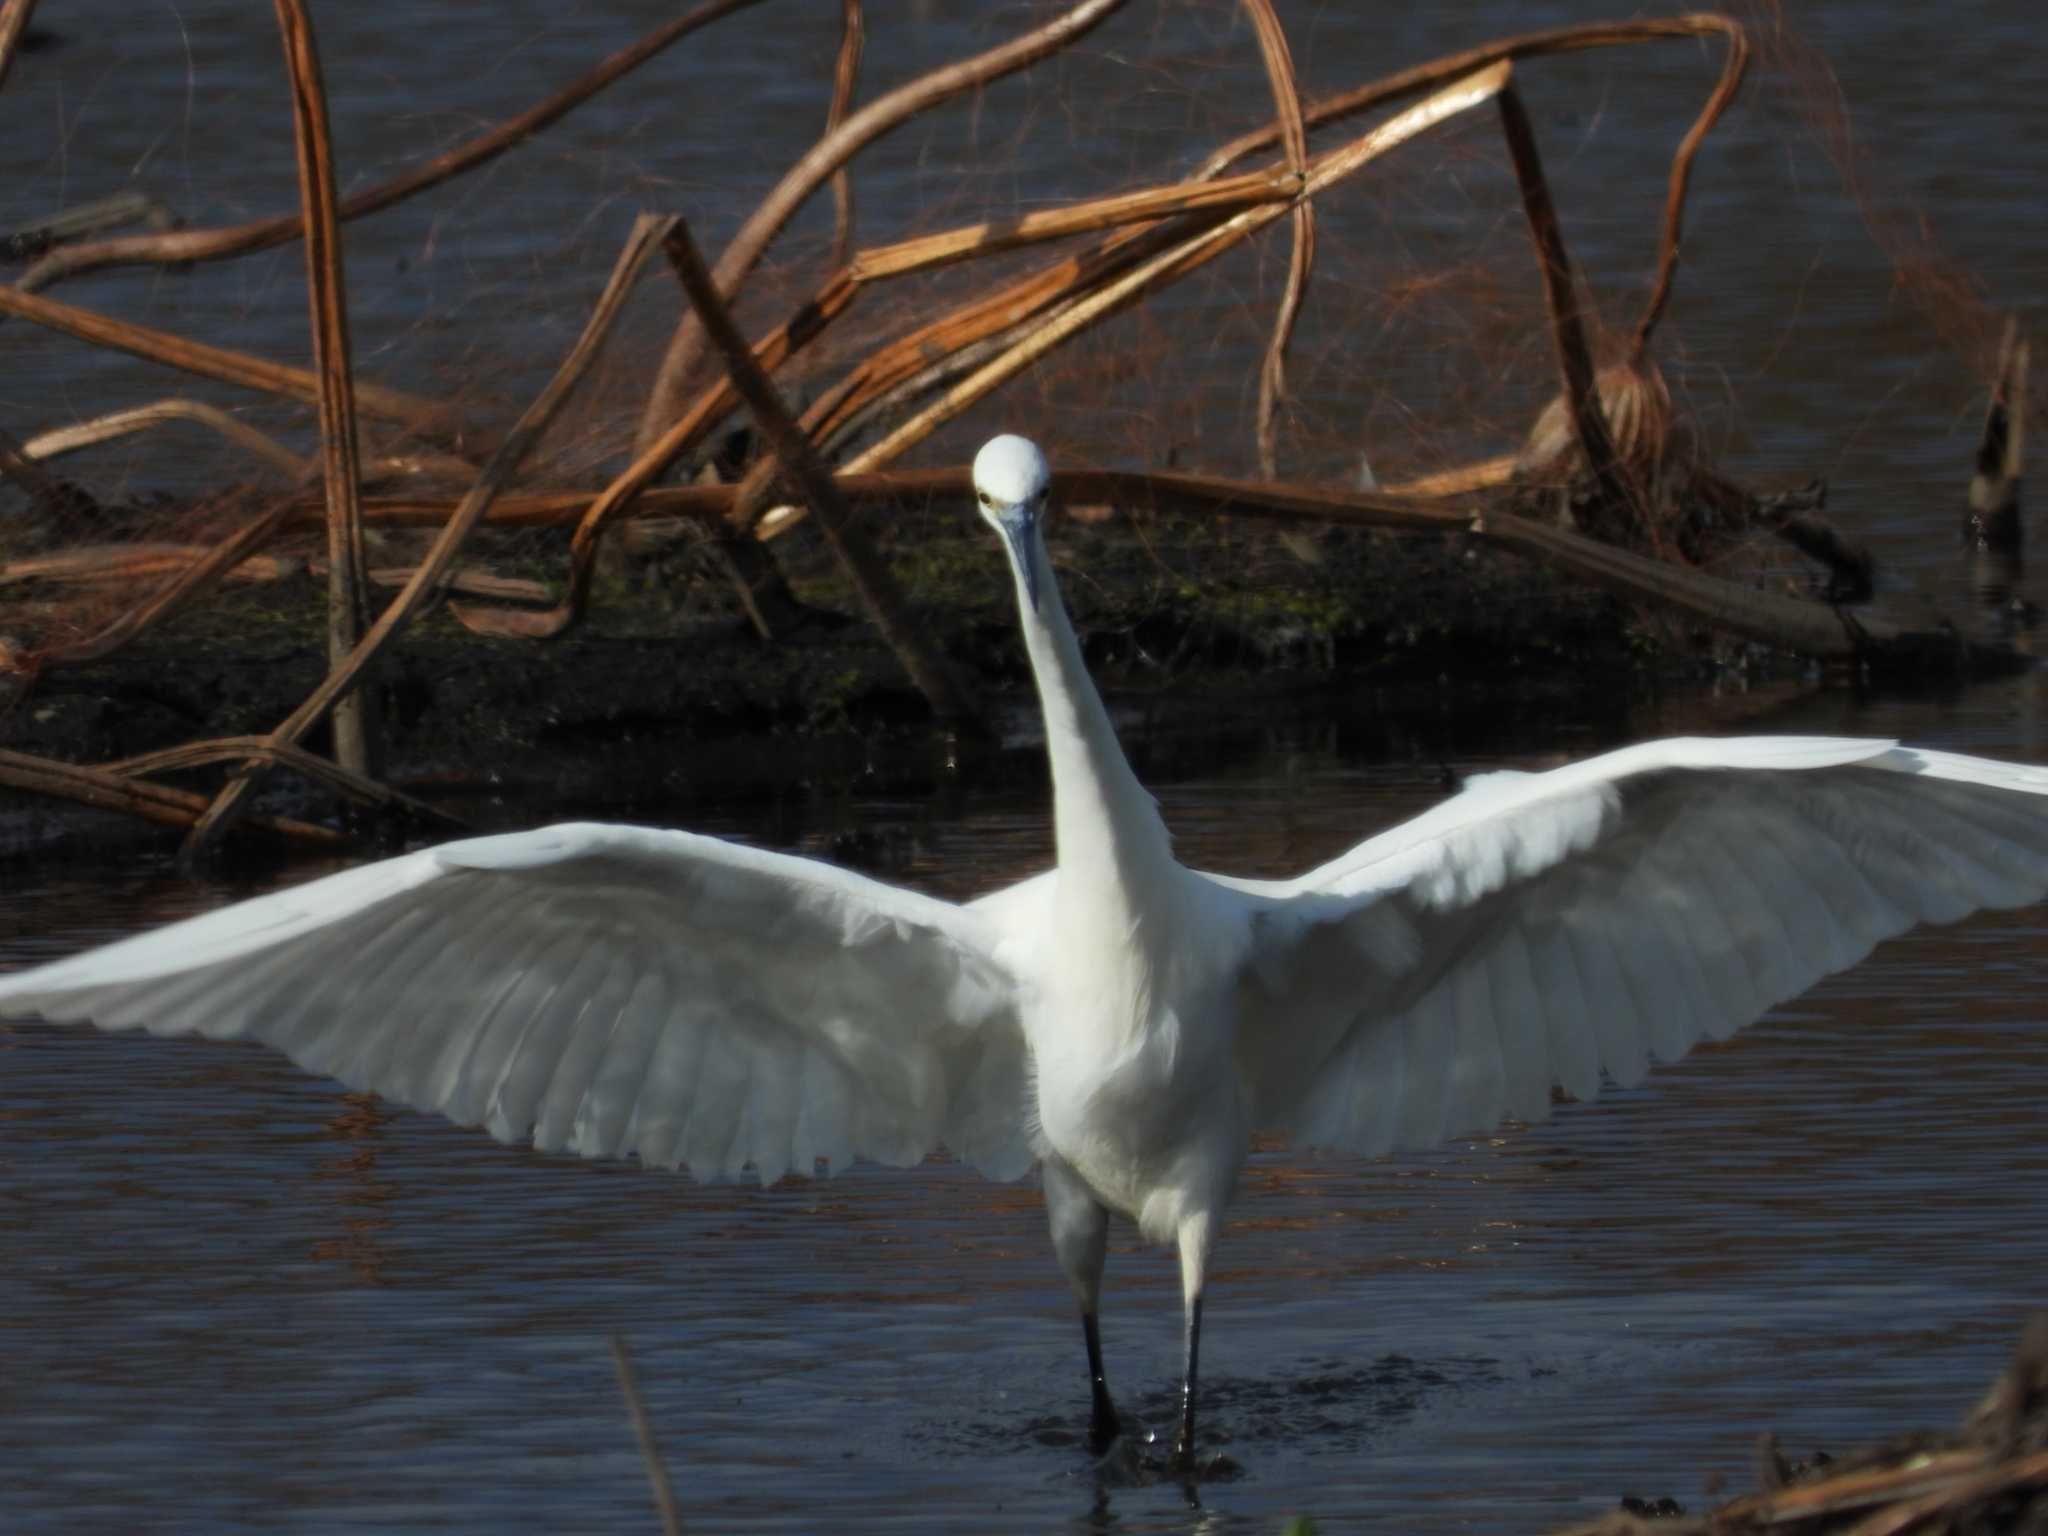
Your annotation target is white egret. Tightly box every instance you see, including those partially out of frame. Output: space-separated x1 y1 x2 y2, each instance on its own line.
6 432 2048 1473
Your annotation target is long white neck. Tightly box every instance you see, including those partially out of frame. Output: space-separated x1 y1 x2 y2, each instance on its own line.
1008 526 1174 895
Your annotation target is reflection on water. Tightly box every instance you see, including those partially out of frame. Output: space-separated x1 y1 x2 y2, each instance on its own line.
4 680 2048 1531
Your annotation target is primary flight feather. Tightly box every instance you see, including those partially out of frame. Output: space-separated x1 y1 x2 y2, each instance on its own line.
5 433 2048 1472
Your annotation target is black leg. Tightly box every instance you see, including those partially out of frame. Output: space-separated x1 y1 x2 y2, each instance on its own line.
1082 1310 1119 1455
1170 1294 1203 1471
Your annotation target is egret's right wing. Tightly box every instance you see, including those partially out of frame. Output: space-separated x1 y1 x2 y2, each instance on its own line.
1227 738 2048 1156
0 823 1034 1183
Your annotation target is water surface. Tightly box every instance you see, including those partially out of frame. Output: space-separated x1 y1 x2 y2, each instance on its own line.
5 679 2048 1531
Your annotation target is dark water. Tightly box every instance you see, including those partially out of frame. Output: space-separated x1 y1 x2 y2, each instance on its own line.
6 676 2048 1532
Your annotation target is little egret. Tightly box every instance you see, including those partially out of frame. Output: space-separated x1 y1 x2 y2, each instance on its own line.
7 432 2048 1471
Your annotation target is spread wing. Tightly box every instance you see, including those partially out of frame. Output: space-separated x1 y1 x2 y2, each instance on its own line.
0 822 1034 1183
1226 738 2048 1155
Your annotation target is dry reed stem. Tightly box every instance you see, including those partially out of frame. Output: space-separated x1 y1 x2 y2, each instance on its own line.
12 0 765 294
0 284 462 438
0 543 546 604
1238 0 1313 480
27 400 309 478
1496 79 1636 534
26 497 298 670
276 0 372 776
601 218 981 728
20 398 476 485
760 63 1510 540
1626 15 1748 362
177 214 673 867
613 156 1302 557
105 737 461 825
1194 14 1749 367
609 1336 684 1536
1383 454 1520 496
0 747 346 848
0 420 72 523
828 0 865 269
1968 315 2027 546
634 0 1132 453
0 0 37 94
1 544 298 587
847 166 1299 282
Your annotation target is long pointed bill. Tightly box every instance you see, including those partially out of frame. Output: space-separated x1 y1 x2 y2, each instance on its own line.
998 511 1040 612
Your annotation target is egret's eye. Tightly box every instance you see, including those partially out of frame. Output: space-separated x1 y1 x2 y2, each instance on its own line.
978 492 995 509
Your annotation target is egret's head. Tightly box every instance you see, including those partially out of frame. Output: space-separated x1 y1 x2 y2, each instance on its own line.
972 434 1051 610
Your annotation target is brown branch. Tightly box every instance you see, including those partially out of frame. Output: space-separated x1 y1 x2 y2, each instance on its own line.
276 0 373 776
0 420 74 526
610 1336 684 1536
177 214 673 868
1627 14 1748 362
630 218 983 729
847 166 1296 282
1239 0 1313 480
26 400 309 478
23 398 473 485
2 543 296 587
760 64 1511 537
29 496 297 669
0 0 37 94
1197 13 1748 365
827 0 865 269
0 747 346 849
1496 79 1635 536
0 283 462 438
13 0 766 294
1966 316 2028 553
634 0 1131 452
104 737 462 827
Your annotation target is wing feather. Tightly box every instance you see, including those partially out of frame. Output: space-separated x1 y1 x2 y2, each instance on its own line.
1232 740 2048 1155
0 823 1032 1183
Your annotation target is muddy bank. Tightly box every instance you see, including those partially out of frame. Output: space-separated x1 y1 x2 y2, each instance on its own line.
1 507 1661 857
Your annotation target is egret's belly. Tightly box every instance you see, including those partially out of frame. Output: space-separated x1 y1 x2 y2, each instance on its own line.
1030 1022 1246 1238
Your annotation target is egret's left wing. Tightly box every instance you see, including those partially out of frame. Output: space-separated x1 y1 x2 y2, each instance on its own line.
1223 738 2048 1156
0 823 1034 1183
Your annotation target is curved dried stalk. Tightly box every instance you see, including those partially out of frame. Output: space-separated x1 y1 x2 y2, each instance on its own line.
179 213 673 867
30 495 297 669
13 0 765 294
0 746 345 848
276 0 372 774
104 737 461 826
27 400 308 478
602 163 1298 554
1194 14 1749 366
0 284 462 438
21 398 476 484
1 543 297 587
0 0 39 94
760 64 1512 540
0 420 73 523
1496 80 1633 532
634 0 1131 452
463 217 983 732
848 166 1296 282
1238 0 1313 480
1626 16 1748 361
827 1 865 269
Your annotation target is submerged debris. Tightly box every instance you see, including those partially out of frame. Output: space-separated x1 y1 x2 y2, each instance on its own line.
1561 1318 2048 1536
